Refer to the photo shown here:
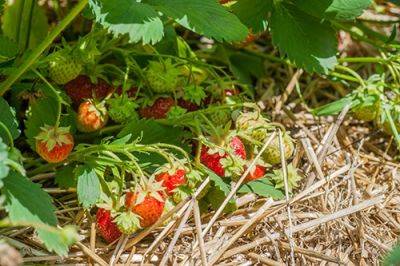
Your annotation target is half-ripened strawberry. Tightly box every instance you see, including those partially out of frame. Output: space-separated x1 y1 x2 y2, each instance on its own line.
35 125 74 163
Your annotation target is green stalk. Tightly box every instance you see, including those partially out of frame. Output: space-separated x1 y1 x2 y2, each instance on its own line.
384 107 400 152
0 121 14 147
0 0 88 96
338 57 387 64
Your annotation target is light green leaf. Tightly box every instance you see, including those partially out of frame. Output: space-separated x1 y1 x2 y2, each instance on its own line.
270 2 337 73
3 171 73 255
294 0 372 21
76 166 101 209
0 138 10 188
232 0 272 33
89 0 164 44
0 97 20 144
24 97 58 151
147 0 248 42
238 178 284 200
2 0 48 51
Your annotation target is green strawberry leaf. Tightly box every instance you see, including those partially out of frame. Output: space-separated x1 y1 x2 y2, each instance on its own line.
0 138 10 189
1 0 49 51
202 167 230 195
229 51 265 84
238 178 284 200
384 243 400 266
294 0 372 21
270 2 337 73
146 0 248 42
0 35 18 62
205 186 237 213
0 97 20 145
76 166 101 209
89 0 164 45
231 0 272 33
2 171 75 256
24 97 58 151
55 166 77 189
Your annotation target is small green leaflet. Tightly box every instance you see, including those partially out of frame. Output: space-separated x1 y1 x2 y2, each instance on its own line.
238 178 284 200
232 0 272 33
76 166 101 209
0 97 20 145
0 138 10 189
2 171 74 255
89 0 164 45
294 0 372 21
270 2 337 73
24 97 58 151
147 0 248 42
202 167 230 195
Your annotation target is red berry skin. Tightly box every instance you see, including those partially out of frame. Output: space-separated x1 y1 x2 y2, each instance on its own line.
139 97 175 119
116 86 138 97
200 136 246 177
77 101 108 132
125 192 165 227
36 134 74 163
177 98 199 112
96 208 122 243
155 169 187 195
245 165 266 182
65 76 111 105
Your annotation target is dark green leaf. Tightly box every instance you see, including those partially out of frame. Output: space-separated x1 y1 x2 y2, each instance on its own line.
270 2 337 73
0 97 20 144
202 167 230 195
2 0 49 51
0 35 18 62
238 178 285 200
55 166 77 189
0 138 10 188
229 52 265 84
89 0 164 44
383 243 400 266
76 166 101 208
3 171 72 255
232 0 272 33
147 0 248 42
294 0 372 21
24 97 58 151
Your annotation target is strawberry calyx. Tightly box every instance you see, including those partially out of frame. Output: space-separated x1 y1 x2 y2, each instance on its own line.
35 125 73 151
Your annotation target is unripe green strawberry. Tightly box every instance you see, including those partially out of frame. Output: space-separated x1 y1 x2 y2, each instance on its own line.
114 211 141 234
145 59 181 93
206 187 237 213
352 102 379 122
262 132 294 165
269 163 302 192
107 98 139 124
48 52 82 85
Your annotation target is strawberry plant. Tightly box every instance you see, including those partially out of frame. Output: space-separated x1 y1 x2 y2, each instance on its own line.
1 0 398 264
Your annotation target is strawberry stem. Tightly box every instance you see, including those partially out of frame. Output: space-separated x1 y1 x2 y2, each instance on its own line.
33 69 62 128
0 0 89 96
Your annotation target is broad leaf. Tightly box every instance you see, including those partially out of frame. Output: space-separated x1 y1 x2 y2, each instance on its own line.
270 2 337 73
232 0 272 33
294 0 372 21
0 35 18 62
24 97 58 151
89 0 164 44
238 178 284 200
0 97 20 145
202 167 230 195
2 0 48 51
55 166 77 189
229 51 265 84
3 171 72 255
76 166 101 208
147 0 248 42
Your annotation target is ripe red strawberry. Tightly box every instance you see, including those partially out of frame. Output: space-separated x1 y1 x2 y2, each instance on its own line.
245 165 266 182
177 98 199 112
64 76 111 105
125 191 165 228
116 86 138 97
139 97 175 119
35 125 74 163
96 208 122 243
155 168 187 195
77 100 108 132
201 136 246 177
